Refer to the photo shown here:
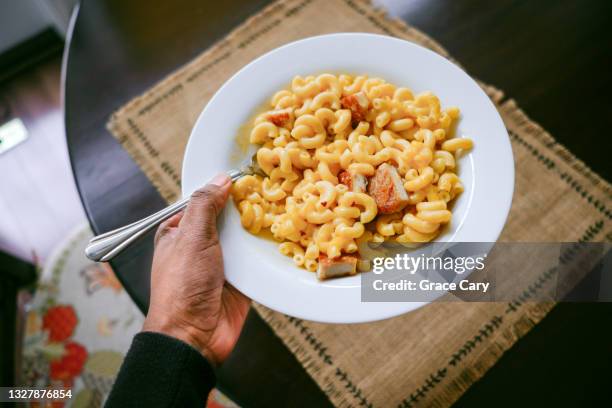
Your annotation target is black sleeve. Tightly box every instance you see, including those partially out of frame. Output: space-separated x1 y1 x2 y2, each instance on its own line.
105 331 216 407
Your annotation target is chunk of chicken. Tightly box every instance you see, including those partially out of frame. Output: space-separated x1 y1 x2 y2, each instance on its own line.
266 109 293 127
368 163 409 214
338 170 368 193
340 91 369 123
317 255 358 280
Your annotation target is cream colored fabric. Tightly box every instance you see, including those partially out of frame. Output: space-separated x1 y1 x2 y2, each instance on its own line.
107 0 611 406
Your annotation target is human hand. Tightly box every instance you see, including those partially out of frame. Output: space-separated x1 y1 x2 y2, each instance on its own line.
143 174 251 365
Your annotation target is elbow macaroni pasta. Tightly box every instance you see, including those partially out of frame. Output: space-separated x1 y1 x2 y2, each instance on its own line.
232 74 473 273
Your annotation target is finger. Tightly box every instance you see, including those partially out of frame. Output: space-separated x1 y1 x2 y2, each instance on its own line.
180 174 232 242
166 210 185 227
154 211 184 246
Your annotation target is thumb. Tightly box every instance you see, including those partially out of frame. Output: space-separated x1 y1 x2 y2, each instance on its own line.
180 174 232 244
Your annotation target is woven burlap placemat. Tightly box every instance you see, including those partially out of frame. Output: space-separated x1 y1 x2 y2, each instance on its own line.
107 0 611 406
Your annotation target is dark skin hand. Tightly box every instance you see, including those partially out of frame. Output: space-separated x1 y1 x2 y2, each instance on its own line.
143 174 251 365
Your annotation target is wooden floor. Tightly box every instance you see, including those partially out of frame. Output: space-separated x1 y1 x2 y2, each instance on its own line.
0 54 86 263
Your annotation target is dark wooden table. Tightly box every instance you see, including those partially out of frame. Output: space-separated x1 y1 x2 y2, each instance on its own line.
64 1 612 406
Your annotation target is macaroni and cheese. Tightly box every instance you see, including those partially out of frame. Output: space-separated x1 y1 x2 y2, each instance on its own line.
232 73 473 279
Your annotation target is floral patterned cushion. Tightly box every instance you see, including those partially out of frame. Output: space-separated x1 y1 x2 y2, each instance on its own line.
22 223 237 408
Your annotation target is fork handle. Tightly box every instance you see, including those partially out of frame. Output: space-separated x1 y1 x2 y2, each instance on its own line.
85 169 244 262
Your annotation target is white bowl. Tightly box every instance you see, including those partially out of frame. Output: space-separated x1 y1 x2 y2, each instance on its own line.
182 33 514 323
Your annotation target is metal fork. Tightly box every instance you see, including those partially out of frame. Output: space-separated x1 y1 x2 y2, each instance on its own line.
85 154 263 262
